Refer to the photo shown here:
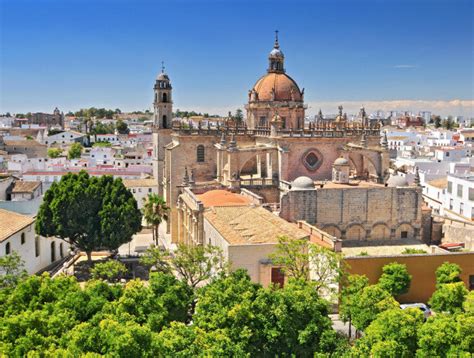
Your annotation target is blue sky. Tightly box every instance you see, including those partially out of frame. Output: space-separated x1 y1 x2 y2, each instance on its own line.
1 0 473 116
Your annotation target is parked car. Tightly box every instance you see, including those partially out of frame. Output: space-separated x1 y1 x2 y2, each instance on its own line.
400 303 432 319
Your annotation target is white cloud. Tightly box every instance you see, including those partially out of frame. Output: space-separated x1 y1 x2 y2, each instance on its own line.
306 99 474 117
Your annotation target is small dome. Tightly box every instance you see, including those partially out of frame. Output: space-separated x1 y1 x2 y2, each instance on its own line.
291 176 314 190
269 47 284 58
334 157 349 166
387 175 409 187
157 72 169 81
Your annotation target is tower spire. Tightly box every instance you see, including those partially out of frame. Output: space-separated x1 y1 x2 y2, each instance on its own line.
274 30 279 48
161 61 165 73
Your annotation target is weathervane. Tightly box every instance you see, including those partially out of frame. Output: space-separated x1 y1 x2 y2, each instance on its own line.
161 61 165 73
274 30 279 48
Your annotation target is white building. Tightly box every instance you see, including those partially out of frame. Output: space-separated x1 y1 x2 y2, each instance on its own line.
422 178 447 216
44 130 85 146
122 178 158 209
92 134 119 144
434 147 471 162
445 169 474 222
0 209 70 274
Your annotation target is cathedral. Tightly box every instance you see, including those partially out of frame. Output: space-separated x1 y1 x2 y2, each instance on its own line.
151 34 413 249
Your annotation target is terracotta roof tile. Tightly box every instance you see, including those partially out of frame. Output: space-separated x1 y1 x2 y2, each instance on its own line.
0 209 35 242
204 206 309 245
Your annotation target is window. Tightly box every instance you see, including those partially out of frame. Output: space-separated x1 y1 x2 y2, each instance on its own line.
5 242 11 255
271 267 285 288
460 203 464 216
469 188 474 201
446 152 450 157
21 233 25 245
197 145 205 162
447 181 452 193
401 231 408 239
457 184 463 198
162 93 168 102
35 236 40 257
59 243 63 258
449 199 454 210
148 188 152 193
162 115 168 128
470 275 474 290
51 242 56 262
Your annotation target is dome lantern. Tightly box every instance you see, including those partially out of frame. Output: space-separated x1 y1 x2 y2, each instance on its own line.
268 30 285 73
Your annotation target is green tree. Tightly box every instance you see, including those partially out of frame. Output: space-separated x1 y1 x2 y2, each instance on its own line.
67 142 83 159
435 261 462 287
351 284 400 331
172 244 227 288
429 281 468 314
193 270 345 356
434 115 442 128
234 108 244 124
464 290 474 314
0 251 27 289
90 260 127 282
416 314 467 357
270 236 309 281
378 262 412 296
47 148 62 158
142 193 169 245
115 119 129 134
339 274 369 338
270 236 344 298
354 308 424 357
139 245 171 274
36 171 142 261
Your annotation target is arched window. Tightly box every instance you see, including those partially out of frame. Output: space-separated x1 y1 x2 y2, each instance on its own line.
5 242 10 255
51 242 56 262
59 243 64 258
162 93 168 102
162 115 168 129
21 233 25 245
197 145 205 162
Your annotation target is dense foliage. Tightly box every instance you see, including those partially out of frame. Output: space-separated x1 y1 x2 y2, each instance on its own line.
67 142 83 159
0 270 347 356
47 148 63 158
36 171 142 261
341 261 474 357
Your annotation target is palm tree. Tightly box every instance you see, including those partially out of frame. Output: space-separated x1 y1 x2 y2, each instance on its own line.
142 194 169 246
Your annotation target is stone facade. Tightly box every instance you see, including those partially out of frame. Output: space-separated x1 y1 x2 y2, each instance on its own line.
280 183 423 241
153 36 389 243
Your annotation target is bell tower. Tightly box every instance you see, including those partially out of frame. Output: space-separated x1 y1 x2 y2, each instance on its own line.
153 62 173 129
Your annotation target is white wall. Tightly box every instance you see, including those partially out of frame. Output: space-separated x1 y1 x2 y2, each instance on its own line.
0 222 70 274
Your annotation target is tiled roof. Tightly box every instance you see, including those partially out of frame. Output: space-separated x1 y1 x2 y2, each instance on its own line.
204 206 309 245
4 140 45 147
197 190 251 207
427 178 448 189
11 181 41 193
0 209 35 242
122 179 157 187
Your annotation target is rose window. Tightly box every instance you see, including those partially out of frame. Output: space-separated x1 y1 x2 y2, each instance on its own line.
302 150 322 171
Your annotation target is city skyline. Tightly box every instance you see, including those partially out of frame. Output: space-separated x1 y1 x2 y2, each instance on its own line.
1 0 473 117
